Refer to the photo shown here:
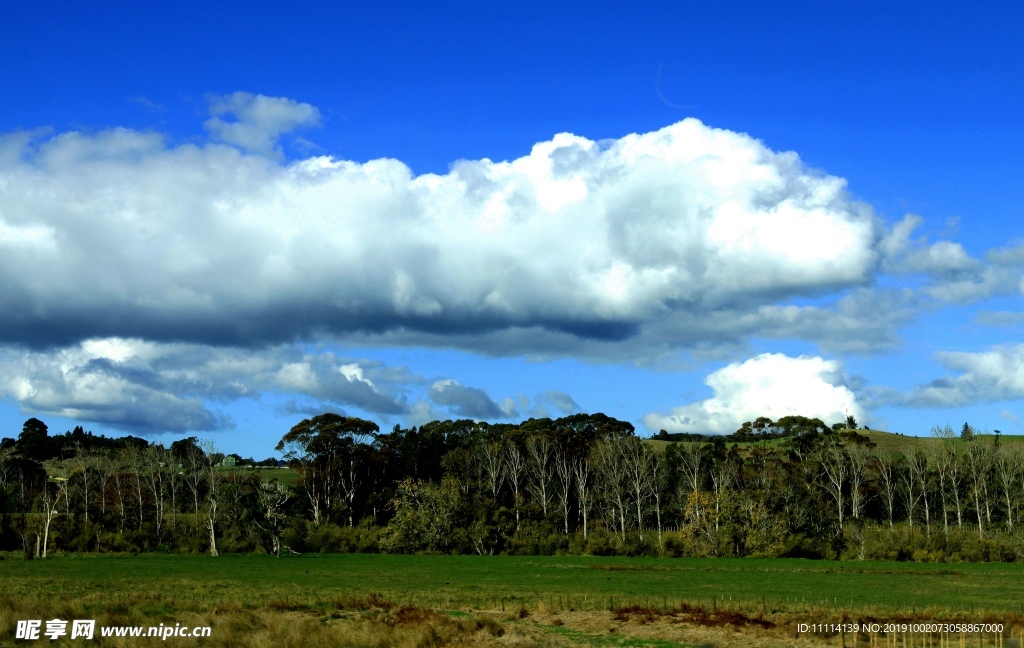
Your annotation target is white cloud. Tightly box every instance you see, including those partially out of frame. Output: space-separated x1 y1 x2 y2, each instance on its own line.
642 353 863 435
974 311 1024 328
0 339 413 433
881 215 1024 304
428 379 516 419
533 390 580 418
204 92 321 158
904 241 978 276
881 214 978 276
0 336 577 434
901 344 1024 408
0 113 884 359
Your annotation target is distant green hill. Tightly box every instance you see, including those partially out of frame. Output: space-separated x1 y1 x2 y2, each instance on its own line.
646 428 1023 457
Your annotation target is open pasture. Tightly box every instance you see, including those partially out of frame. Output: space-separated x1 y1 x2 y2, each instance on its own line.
5 553 1024 617
5 554 1024 647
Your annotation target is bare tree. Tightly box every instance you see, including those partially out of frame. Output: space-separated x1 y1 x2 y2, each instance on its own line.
338 445 363 528
165 448 179 530
899 450 922 532
554 447 573 535
123 446 148 529
929 434 954 538
525 434 555 517
143 445 170 540
818 441 848 533
676 441 706 499
594 440 629 540
199 441 225 557
573 455 592 539
69 447 97 523
874 449 898 531
847 445 871 520
995 445 1021 532
40 472 69 559
277 436 323 526
476 441 505 500
965 442 992 538
181 444 207 523
504 442 526 531
647 447 666 550
621 436 652 536
254 480 290 557
944 440 966 531
709 456 736 534
906 449 931 536
107 456 129 533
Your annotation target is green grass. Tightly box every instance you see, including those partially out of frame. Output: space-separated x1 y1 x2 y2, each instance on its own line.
218 465 297 485
648 430 1024 459
5 553 1024 617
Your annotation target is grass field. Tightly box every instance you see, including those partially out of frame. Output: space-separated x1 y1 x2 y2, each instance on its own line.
218 465 298 485
5 553 1024 616
648 430 1024 457
5 554 1024 646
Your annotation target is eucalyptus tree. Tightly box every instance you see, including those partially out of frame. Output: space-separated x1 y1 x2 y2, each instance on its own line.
554 446 573 534
593 439 629 539
874 448 899 530
817 440 848 533
945 441 966 531
965 442 992 537
142 445 172 540
276 414 379 527
846 445 871 520
180 441 207 523
573 454 592 539
199 440 225 557
525 433 555 517
40 470 70 559
994 445 1021 532
928 431 955 537
504 441 526 531
674 440 706 500
475 440 505 501
900 449 923 532
68 447 97 523
621 435 654 536
709 448 740 534
254 480 290 557
646 444 666 549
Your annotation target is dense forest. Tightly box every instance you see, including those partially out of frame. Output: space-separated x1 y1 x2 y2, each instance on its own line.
1 412 1021 563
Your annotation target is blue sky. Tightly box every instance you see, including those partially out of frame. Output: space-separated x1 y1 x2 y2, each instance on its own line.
1 1 1022 456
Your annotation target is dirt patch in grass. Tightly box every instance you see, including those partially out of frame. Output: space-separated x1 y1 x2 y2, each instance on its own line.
526 608 825 648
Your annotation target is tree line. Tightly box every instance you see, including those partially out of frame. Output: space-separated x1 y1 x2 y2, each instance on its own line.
1 413 1022 562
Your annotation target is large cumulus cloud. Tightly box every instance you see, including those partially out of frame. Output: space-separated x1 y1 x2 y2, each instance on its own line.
0 111 882 356
642 353 864 435
9 95 1017 436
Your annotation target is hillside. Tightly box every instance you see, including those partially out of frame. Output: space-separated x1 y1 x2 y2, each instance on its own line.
647 428 1022 456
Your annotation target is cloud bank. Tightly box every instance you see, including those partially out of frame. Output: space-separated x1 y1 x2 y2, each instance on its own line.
4 94 1017 436
0 337 580 434
0 113 883 359
0 339 414 433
